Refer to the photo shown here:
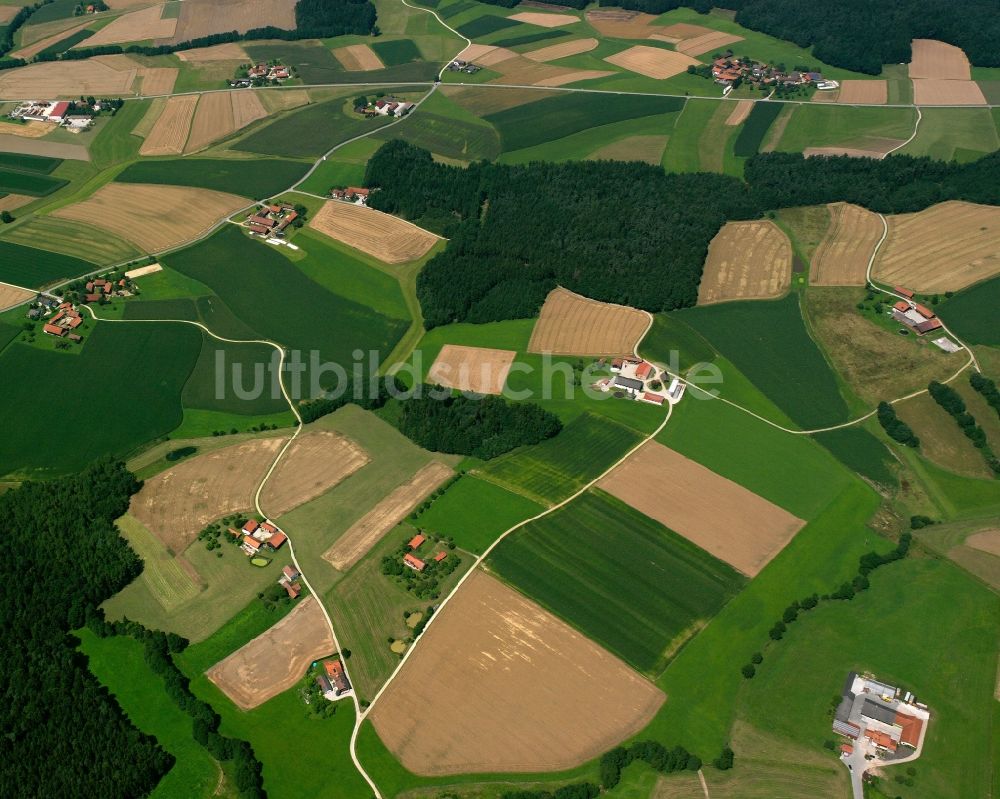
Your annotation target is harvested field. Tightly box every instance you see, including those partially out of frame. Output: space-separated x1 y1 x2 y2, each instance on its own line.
443 84 549 114
0 193 34 213
332 44 385 72
321 461 453 572
0 119 53 138
12 21 91 60
836 80 888 104
137 67 178 96
488 56 573 85
0 282 34 309
92 53 141 71
78 5 177 47
909 39 971 80
603 45 699 80
0 133 88 160
528 287 649 357
967 530 1000 557
912 78 986 105
130 438 284 554
675 31 743 57
175 42 249 62
184 90 266 152
810 202 882 285
54 182 248 253
138 94 197 155
534 69 613 87
171 0 296 43
588 134 667 164
477 46 518 67
599 441 805 576
260 430 370 516
132 96 166 137
369 570 664 775
874 201 1000 291
652 22 715 42
0 60 136 99
455 43 503 63
525 37 597 62
509 11 579 27
427 344 516 395
308 200 439 265
0 6 19 24
724 99 753 126
206 597 334 710
259 88 310 113
698 220 792 304
585 9 656 40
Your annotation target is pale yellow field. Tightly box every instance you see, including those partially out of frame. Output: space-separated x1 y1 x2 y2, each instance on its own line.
810 202 883 286
724 99 753 125
534 69 613 87
175 42 250 62
477 46 518 67
259 88 311 113
604 45 699 80
836 80 888 104
231 89 267 128
588 134 668 165
309 201 440 264
184 91 233 153
428 345 516 395
171 0 296 42
0 283 33 309
652 22 714 42
332 43 385 71
0 119 52 138
585 8 657 39
137 67 178 96
698 220 792 304
0 194 35 213
528 287 650 357
0 60 137 99
0 6 19 24
0 133 88 160
675 31 743 57
509 11 579 28
525 37 598 62
54 182 248 254
909 38 971 80
139 94 197 155
912 78 986 105
79 5 177 47
874 201 1000 291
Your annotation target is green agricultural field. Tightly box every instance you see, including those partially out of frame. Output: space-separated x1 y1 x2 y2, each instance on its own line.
104 517 294 643
732 101 783 157
246 43 346 83
662 98 718 173
89 98 148 169
233 97 398 158
77 629 224 799
901 108 1000 163
938 276 999 345
114 514 200 611
162 225 409 395
23 0 77 23
295 137 381 195
290 229 410 320
737 557 998 799
489 489 747 673
0 239 96 287
478 412 643 505
181 334 289 417
0 322 200 479
35 26 93 57
115 158 308 199
0 166 68 196
129 264 212 302
370 38 422 65
4 216 141 267
639 312 717 372
813 425 896 487
375 110 501 162
493 29 567 48
168 407 295 440
775 105 917 153
325 521 472 700
678 294 850 429
275 405 458 597
124 297 200 321
485 93 683 152
407 317 535 381
913 516 1000 591
413 474 544 554
0 152 61 173
455 13 519 39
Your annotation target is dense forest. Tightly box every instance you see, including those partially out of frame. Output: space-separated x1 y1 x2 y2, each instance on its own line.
365 142 1000 327
0 460 174 798
396 392 562 459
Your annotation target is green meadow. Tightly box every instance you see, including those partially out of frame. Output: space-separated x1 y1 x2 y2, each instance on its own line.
296 137 381 195
116 158 308 199
0 239 95 287
775 105 917 153
900 107 1000 163
489 489 747 674
938 275 1000 344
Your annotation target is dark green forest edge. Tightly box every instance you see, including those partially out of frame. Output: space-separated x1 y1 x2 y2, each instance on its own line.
366 141 1000 327
466 0 1000 74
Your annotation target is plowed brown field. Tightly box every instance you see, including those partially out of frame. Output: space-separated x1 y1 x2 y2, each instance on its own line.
836 80 887 104
139 94 197 155
698 220 792 304
909 39 971 80
322 461 453 571
428 344 517 395
604 45 699 79
874 201 1000 291
528 287 650 356
651 22 714 43
912 79 986 105
54 182 248 253
309 201 440 264
810 202 883 285
369 570 665 774
207 597 334 709
599 441 805 576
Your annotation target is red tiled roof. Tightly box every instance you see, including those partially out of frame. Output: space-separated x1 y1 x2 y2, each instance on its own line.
282 565 299 580
347 186 369 197
243 519 259 533
86 281 94 291
433 550 448 562
403 553 426 571
242 535 261 550
43 323 65 336
68 317 82 328
894 285 915 298
635 362 653 379
267 531 287 549
261 521 278 534
641 392 665 405
284 581 301 598
864 729 897 751
94 279 107 286
914 303 935 319
895 712 922 747
408 533 426 550
84 293 101 302
893 300 910 312
840 743 853 754
325 660 344 678
50 101 70 117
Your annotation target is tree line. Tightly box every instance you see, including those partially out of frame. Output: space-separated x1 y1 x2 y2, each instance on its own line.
365 141 1000 328
928 379 1000 475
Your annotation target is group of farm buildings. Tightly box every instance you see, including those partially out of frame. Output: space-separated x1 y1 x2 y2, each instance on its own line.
709 56 838 90
833 672 929 760
402 532 449 573
244 202 299 237
597 358 685 406
9 100 95 129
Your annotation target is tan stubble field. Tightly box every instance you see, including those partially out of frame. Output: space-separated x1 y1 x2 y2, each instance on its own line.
528 286 650 357
697 220 792 304
810 202 883 285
